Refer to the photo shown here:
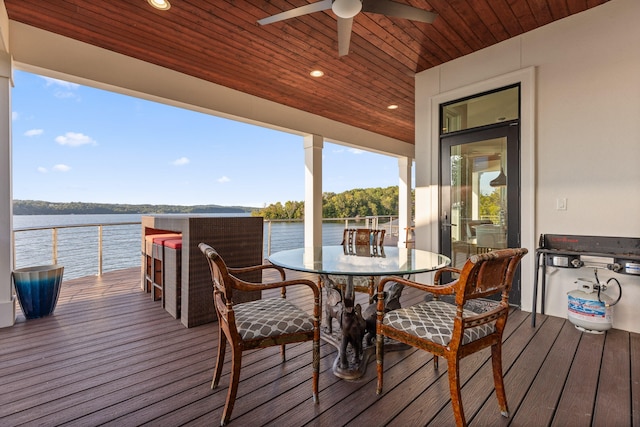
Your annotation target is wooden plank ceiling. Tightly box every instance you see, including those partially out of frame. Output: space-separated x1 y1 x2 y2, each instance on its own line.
5 0 609 145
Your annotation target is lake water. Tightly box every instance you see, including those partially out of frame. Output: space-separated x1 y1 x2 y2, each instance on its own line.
12 214 349 280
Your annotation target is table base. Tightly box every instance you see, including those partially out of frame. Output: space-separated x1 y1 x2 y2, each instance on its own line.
321 326 408 380
320 276 409 380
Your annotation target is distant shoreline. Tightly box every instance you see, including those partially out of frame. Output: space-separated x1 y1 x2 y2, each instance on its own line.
12 200 257 216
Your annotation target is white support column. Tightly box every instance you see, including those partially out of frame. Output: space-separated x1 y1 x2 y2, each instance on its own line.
303 134 323 248
0 1 15 327
398 157 413 247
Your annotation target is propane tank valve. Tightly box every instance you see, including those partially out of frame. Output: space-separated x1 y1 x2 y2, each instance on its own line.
577 279 594 293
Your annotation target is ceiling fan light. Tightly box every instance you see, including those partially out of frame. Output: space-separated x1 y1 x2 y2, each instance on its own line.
332 0 362 19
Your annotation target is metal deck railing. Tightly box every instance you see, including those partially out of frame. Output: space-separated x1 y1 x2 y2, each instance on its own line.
12 216 400 280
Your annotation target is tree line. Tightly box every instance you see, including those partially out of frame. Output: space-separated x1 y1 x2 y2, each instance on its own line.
13 200 253 215
14 186 500 220
251 185 501 221
252 186 406 219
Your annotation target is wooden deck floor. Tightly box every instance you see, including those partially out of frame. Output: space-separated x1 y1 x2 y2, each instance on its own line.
1 267 638 427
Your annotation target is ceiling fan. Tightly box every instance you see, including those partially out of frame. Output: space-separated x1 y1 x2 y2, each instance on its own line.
257 0 437 56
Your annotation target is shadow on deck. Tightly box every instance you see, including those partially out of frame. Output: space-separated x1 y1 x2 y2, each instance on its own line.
0 267 637 426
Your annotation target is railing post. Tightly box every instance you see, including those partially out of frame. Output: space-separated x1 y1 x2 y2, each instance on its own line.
11 230 15 270
52 228 58 265
98 225 103 276
267 221 272 257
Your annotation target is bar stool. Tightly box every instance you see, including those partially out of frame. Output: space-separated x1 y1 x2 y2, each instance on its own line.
162 237 182 318
152 234 181 302
144 233 178 293
144 233 181 301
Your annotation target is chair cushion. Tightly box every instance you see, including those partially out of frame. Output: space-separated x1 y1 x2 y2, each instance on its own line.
234 297 315 341
383 300 495 346
150 233 181 244
163 238 182 249
145 233 180 254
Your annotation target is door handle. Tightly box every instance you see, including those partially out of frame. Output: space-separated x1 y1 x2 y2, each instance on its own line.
441 211 456 229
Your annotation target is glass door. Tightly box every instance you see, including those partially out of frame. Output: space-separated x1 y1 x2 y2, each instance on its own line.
440 123 521 303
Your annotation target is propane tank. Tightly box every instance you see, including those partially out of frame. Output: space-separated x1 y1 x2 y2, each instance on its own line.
567 278 613 334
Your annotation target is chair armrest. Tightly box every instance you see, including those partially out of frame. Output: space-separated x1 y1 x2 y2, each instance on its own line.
228 263 286 281
434 266 461 284
231 276 319 298
378 275 457 296
231 276 321 316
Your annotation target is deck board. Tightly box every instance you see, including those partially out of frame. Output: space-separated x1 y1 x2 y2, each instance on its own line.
469 315 564 426
0 267 637 427
551 332 605 427
593 328 632 426
510 319 582 425
632 333 640 425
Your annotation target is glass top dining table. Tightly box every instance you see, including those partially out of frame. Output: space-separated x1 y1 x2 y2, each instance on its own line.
269 245 450 381
268 245 451 277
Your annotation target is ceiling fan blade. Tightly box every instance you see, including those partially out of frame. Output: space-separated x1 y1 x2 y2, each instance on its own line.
337 17 353 56
258 0 333 25
362 0 437 24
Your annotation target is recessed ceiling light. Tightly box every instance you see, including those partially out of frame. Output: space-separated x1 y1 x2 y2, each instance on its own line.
310 70 324 78
148 0 171 11
387 104 399 110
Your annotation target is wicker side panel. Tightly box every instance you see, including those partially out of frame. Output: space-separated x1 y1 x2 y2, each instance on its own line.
164 247 181 319
184 216 263 327
151 243 164 302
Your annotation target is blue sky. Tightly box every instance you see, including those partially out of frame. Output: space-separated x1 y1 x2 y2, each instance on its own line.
11 70 401 208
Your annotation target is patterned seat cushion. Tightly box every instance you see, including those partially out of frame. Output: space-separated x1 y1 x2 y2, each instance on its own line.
234 297 315 341
383 300 495 346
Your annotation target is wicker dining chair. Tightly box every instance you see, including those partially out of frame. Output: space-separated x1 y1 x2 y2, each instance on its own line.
340 228 386 248
199 243 321 426
328 228 386 300
375 248 528 427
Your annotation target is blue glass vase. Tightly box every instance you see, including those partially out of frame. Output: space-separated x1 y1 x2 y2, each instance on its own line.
12 265 64 319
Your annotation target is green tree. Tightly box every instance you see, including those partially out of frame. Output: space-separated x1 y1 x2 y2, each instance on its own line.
252 186 406 219
479 189 502 219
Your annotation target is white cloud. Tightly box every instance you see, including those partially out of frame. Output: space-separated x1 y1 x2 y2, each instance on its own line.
331 147 363 154
41 77 80 100
52 164 71 172
37 167 48 173
54 91 78 100
55 132 97 147
12 112 18 121
218 176 231 183
41 77 80 90
172 157 190 166
25 129 44 137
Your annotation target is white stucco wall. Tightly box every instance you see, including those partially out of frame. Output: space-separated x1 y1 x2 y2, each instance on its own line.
415 0 640 333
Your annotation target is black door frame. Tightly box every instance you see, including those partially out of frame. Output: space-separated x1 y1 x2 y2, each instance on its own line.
439 121 522 303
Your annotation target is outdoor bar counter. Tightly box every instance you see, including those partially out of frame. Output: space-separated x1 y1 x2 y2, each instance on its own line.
141 215 263 328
